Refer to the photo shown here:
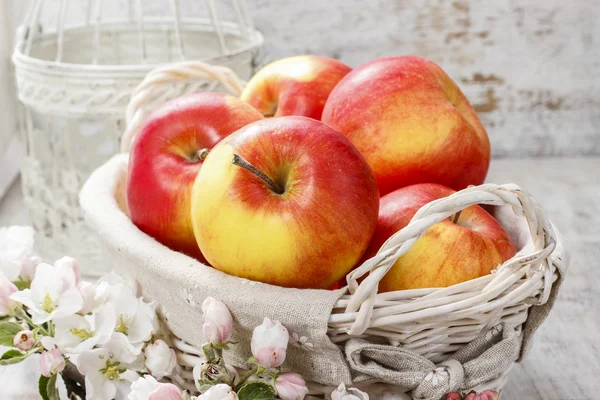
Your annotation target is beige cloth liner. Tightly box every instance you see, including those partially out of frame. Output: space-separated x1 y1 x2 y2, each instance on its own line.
80 154 567 399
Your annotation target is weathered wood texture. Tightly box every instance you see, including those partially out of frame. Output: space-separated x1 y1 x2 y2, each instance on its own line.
1 157 600 398
250 0 600 158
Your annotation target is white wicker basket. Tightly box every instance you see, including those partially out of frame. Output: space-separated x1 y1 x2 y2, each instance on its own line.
13 0 263 277
80 61 567 399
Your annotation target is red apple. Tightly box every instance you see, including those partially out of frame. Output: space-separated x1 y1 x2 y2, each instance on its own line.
240 55 352 120
322 55 490 195
190 116 379 289
363 183 516 291
127 92 263 261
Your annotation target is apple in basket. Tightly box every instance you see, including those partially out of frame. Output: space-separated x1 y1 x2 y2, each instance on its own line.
240 55 352 120
322 55 490 196
127 93 263 262
363 183 517 291
190 116 380 289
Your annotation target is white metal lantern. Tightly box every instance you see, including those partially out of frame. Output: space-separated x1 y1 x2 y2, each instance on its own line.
12 0 263 277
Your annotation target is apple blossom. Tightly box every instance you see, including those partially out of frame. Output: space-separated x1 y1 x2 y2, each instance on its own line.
10 263 83 324
105 284 158 349
145 339 177 379
202 297 233 345
331 384 369 400
48 303 116 353
40 348 66 377
366 384 410 400
129 375 183 400
0 225 34 281
0 272 18 317
463 391 499 400
13 330 35 351
198 384 238 400
275 372 308 400
78 333 141 400
251 318 289 367
78 280 98 315
54 256 81 288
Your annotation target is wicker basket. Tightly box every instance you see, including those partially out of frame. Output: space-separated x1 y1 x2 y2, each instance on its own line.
79 61 568 399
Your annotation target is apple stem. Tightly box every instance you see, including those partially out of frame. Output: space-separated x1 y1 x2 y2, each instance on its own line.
197 148 210 161
231 154 285 195
452 209 463 224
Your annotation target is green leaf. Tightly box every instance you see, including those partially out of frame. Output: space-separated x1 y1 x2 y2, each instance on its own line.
13 279 30 291
0 349 29 365
0 321 23 346
46 374 59 400
237 382 276 400
39 375 51 400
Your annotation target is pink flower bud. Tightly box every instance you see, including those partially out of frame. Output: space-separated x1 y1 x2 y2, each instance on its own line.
464 391 499 400
145 339 177 379
276 372 308 400
0 274 18 317
446 393 462 400
13 330 35 351
39 348 65 377
251 318 289 368
202 297 233 345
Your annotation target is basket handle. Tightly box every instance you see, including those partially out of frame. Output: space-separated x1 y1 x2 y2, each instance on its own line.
121 61 246 152
345 183 557 335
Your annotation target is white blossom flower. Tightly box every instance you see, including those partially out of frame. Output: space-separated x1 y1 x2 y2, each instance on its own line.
40 348 66 377
78 281 98 315
78 333 141 400
275 372 308 400
98 271 138 293
128 375 183 400
54 256 81 288
0 226 34 281
105 285 158 351
145 339 176 379
423 367 448 386
198 384 238 400
14 330 35 351
10 263 83 324
202 297 233 345
0 272 18 317
331 384 369 400
251 318 289 367
365 383 410 400
48 303 116 353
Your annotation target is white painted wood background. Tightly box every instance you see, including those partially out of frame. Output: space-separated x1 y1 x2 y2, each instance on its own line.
24 0 600 157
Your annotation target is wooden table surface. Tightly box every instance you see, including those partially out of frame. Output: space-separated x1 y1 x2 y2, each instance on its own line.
1 156 598 400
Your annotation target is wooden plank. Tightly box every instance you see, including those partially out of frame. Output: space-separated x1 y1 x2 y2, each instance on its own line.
250 0 600 157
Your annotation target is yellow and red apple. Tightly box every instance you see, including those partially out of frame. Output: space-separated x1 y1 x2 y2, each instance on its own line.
363 183 516 291
322 55 490 196
240 55 351 120
127 92 263 261
190 116 380 289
